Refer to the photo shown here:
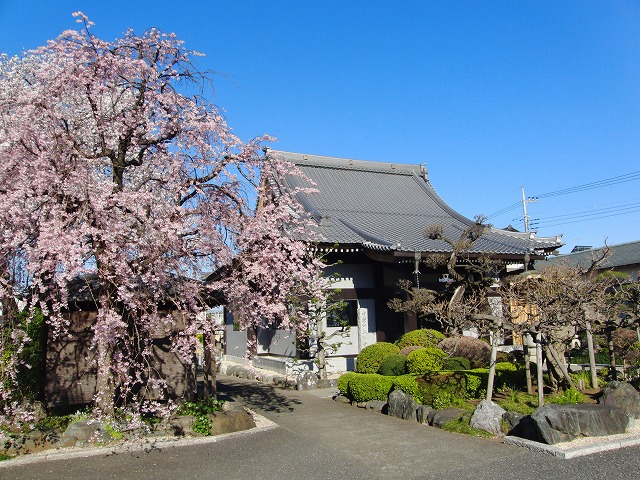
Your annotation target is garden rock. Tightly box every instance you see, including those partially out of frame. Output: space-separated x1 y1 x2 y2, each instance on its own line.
504 414 540 441
388 389 419 421
502 411 524 432
428 408 466 428
209 410 256 436
168 410 255 437
333 394 351 405
366 400 387 412
296 371 318 390
470 400 506 436
531 403 629 444
60 420 113 447
599 381 640 419
317 378 338 389
168 415 196 436
416 405 433 424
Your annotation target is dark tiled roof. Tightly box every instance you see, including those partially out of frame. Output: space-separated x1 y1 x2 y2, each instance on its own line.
539 241 640 271
269 150 563 257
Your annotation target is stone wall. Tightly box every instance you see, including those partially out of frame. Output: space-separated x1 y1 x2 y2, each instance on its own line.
45 310 196 408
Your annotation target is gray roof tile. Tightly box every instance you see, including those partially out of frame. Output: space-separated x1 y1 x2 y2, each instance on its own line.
270 150 563 257
539 241 640 271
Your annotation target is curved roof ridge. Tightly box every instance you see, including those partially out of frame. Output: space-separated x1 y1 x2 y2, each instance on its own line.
268 149 421 176
490 226 563 244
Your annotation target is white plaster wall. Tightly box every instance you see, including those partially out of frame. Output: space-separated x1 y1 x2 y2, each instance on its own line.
319 355 357 373
256 329 297 356
327 298 376 357
324 264 374 289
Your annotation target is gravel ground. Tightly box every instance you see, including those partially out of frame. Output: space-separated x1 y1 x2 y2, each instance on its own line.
553 419 640 450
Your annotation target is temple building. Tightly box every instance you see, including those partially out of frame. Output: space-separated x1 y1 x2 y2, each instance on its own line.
224 150 563 373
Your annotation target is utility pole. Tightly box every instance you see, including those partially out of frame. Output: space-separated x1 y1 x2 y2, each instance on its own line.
521 187 538 232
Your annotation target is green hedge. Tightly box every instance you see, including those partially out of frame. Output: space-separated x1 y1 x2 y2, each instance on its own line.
392 374 424 404
339 360 527 406
338 372 359 396
395 329 445 350
406 347 447 374
342 373 395 403
356 342 400 374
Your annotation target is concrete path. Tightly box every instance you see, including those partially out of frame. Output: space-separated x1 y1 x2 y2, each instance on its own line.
4 374 640 479
216 375 523 477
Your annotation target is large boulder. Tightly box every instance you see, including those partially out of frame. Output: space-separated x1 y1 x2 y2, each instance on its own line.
531 403 629 444
60 420 113 447
388 389 419 421
503 412 540 440
209 410 256 436
470 400 506 436
599 381 640 419
169 410 255 437
296 371 318 390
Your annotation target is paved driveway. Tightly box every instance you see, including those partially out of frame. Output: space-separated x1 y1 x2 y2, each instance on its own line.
3 375 640 480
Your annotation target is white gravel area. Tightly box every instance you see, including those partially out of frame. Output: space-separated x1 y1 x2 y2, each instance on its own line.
504 420 640 458
553 420 640 450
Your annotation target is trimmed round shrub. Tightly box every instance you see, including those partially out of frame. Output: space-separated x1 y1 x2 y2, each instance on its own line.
356 342 400 374
378 354 407 376
396 329 445 350
394 371 486 405
442 356 471 371
437 336 491 368
495 361 517 372
406 347 447 374
348 373 395 403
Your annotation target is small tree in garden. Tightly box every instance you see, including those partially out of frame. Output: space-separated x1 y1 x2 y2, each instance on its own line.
501 253 633 398
594 270 640 380
297 287 352 381
502 268 582 397
389 216 505 399
0 13 324 424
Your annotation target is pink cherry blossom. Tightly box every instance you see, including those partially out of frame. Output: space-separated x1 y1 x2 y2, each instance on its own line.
0 13 324 422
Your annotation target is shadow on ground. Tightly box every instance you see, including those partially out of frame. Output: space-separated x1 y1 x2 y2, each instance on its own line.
216 376 302 413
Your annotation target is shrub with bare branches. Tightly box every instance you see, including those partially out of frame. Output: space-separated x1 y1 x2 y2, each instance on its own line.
437 336 491 368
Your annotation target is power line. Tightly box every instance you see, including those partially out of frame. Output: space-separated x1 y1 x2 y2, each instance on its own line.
486 201 521 220
537 205 640 229
486 169 640 221
536 171 640 199
538 201 640 222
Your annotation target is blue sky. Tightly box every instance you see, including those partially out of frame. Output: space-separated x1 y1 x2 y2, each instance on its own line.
1 1 639 253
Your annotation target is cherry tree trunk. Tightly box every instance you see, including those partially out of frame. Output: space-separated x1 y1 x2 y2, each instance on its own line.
545 342 576 390
95 342 116 416
316 315 328 381
203 332 217 400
